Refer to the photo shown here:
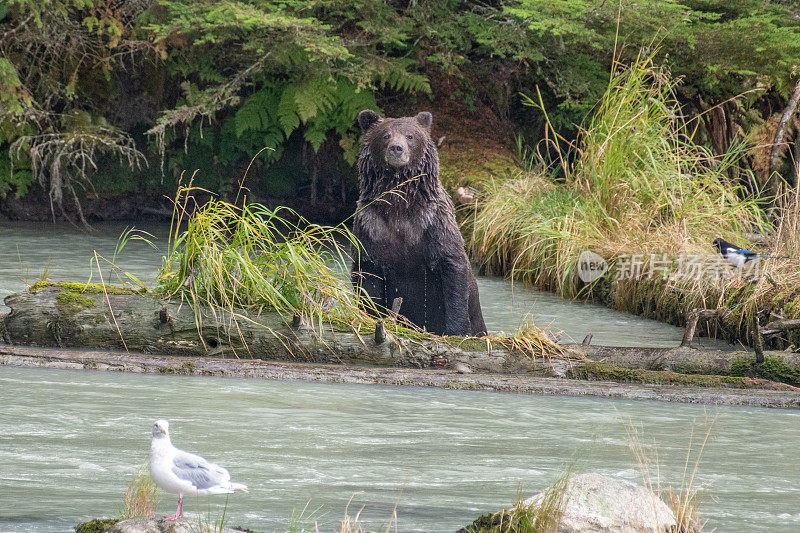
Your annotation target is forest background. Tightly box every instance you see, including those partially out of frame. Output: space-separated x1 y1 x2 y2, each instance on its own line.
1 0 799 226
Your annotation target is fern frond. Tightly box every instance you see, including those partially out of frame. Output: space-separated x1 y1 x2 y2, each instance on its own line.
277 85 301 137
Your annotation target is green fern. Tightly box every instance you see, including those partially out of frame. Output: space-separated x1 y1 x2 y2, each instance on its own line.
234 87 280 137
292 76 337 122
372 58 430 94
303 126 327 151
277 85 301 137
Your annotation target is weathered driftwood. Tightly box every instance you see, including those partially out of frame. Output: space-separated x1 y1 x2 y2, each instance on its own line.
572 344 800 375
3 286 800 380
681 308 728 347
760 318 800 336
5 345 800 408
1 287 555 374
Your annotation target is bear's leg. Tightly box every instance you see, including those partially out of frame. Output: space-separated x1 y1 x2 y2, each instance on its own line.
351 258 389 315
467 274 487 336
440 257 472 336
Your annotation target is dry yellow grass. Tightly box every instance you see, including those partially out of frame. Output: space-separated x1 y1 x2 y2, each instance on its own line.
122 469 160 519
466 55 800 345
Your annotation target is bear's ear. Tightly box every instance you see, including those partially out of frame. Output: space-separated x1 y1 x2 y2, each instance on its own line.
358 110 381 132
415 111 433 131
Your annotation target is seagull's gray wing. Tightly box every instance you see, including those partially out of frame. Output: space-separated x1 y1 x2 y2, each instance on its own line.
171 451 230 490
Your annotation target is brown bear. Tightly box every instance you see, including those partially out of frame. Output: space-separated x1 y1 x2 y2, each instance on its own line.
351 109 487 337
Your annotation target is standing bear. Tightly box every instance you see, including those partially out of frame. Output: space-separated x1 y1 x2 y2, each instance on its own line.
351 109 487 337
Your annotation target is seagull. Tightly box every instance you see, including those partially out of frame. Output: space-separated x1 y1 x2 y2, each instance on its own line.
711 238 787 268
149 419 248 521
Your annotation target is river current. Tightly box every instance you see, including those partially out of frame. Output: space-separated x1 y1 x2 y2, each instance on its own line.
2 366 800 532
3 221 791 533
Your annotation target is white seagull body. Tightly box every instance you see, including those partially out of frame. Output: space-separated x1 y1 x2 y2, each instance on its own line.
149 419 248 520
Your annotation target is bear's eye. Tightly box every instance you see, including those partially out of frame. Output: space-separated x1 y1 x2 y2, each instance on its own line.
406 134 413 140
383 133 390 140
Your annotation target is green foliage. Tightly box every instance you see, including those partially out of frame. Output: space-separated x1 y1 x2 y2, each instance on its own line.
0 151 33 198
1 0 799 207
234 77 377 153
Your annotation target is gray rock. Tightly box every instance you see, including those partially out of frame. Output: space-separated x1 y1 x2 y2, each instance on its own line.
107 517 251 533
524 473 676 533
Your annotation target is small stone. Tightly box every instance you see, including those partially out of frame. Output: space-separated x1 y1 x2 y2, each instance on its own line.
454 362 473 374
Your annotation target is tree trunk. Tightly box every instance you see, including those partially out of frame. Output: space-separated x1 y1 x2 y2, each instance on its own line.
768 77 800 189
793 131 800 188
310 149 318 206
708 104 730 158
0 287 552 374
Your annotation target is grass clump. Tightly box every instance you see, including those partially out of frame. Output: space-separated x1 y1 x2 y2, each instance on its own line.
459 475 569 533
121 468 160 519
286 498 397 533
468 52 772 341
625 416 711 533
155 185 374 332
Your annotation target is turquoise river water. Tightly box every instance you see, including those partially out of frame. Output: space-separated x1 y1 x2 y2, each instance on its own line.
2 222 794 532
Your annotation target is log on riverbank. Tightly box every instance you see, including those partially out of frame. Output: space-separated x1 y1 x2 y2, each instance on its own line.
3 285 800 389
2 285 553 374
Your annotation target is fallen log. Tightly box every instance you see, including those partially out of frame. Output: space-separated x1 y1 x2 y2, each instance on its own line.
1 285 561 375
3 284 800 388
4 344 800 408
760 318 800 336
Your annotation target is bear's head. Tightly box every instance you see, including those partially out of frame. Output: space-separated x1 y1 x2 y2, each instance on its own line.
358 110 433 169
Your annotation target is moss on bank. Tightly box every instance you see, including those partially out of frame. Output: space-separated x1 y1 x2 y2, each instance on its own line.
75 518 119 533
730 355 800 386
31 281 145 295
439 145 518 193
574 362 753 388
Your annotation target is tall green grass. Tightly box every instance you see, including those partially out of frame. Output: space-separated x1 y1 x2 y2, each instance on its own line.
156 186 373 332
471 53 766 302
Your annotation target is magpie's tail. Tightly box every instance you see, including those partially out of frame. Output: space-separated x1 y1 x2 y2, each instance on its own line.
760 254 790 259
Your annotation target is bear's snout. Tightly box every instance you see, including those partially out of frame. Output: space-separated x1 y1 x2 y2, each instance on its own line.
384 134 410 167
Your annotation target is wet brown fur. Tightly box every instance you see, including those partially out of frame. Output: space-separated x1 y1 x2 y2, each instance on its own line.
351 110 486 336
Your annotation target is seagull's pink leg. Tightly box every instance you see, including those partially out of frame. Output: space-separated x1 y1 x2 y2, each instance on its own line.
163 497 183 521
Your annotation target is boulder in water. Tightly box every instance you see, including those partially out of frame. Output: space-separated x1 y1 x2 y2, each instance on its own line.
523 472 676 533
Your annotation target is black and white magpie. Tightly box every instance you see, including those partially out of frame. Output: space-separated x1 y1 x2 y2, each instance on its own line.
711 238 786 268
